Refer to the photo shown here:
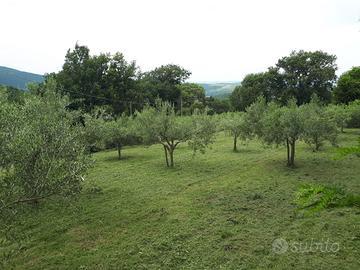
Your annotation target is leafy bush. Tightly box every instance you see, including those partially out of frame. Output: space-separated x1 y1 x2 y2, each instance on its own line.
295 184 360 215
347 100 360 128
0 87 90 207
301 97 338 151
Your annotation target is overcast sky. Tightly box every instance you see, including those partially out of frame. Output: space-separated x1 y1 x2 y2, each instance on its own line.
1 0 359 82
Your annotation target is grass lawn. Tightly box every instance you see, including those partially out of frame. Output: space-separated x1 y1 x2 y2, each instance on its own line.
1 130 360 269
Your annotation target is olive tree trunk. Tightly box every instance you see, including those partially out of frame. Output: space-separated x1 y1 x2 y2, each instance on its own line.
163 145 169 167
287 138 296 167
117 143 122 160
233 134 238 152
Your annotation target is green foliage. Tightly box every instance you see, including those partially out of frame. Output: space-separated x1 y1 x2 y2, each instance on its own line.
301 96 338 151
243 96 267 138
205 97 231 114
188 109 217 154
0 92 22 168
259 102 284 145
0 84 90 207
220 112 252 151
347 99 360 128
230 72 270 111
140 64 191 107
325 104 351 132
295 184 360 215
258 99 304 166
274 50 337 104
55 44 139 114
333 66 360 104
230 51 337 109
103 115 138 159
177 83 206 114
136 100 216 167
337 137 360 158
82 114 106 152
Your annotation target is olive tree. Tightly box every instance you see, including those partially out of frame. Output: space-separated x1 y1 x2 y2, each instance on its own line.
103 115 137 160
325 104 351 133
83 114 106 153
301 99 338 151
260 100 304 167
136 100 216 167
220 112 252 152
243 96 267 138
0 92 21 168
0 88 90 206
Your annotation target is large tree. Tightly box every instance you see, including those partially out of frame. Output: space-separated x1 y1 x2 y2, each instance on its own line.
274 50 337 105
55 44 139 114
105 53 140 114
56 44 108 111
230 50 337 109
230 72 270 111
333 67 360 104
139 64 191 107
176 83 206 114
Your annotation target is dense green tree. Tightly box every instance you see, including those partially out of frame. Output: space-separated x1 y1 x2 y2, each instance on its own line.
333 67 360 104
177 83 206 114
230 51 337 109
230 72 269 111
55 44 139 114
139 64 191 106
105 53 140 114
274 50 337 105
205 97 231 114
0 85 25 104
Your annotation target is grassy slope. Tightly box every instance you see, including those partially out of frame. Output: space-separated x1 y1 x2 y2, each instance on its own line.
2 130 360 269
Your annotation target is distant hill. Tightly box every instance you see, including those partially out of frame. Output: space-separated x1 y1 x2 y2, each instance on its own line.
0 66 44 90
198 82 240 99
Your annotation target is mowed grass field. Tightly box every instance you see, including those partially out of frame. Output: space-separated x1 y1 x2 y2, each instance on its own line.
1 130 360 269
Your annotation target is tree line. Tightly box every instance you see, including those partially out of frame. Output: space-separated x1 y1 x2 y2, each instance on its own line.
230 50 360 111
19 45 360 119
29 43 228 116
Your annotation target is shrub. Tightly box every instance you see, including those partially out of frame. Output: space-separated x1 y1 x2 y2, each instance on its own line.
0 88 90 207
295 184 360 215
